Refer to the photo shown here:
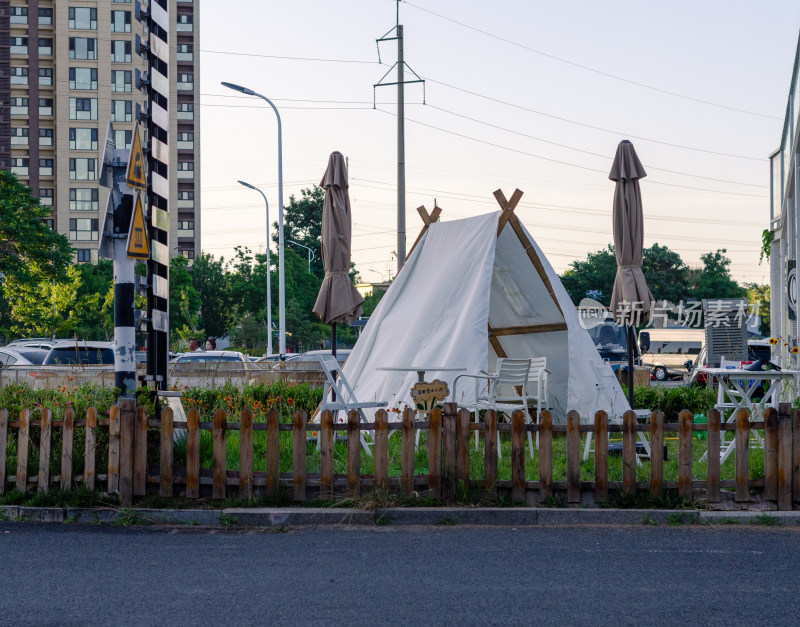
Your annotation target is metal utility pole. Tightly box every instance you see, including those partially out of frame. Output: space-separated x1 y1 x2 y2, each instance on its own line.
374 4 425 275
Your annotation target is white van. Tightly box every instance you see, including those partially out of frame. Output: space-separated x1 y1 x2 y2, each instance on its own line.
638 328 705 381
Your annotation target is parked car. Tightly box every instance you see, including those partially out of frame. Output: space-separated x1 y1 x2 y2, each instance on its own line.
7 338 58 350
172 351 249 366
277 349 352 368
0 347 43 366
42 341 115 366
639 328 705 381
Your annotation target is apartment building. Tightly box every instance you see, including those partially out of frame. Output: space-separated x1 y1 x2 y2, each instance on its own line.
1 0 200 263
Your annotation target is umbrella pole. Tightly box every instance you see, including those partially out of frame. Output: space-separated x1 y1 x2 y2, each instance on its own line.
331 323 337 402
627 325 635 409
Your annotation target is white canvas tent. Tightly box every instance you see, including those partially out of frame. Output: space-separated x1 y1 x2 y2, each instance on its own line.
340 192 630 423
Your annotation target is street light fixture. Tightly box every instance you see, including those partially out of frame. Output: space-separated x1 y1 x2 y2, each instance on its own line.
222 80 286 357
287 240 315 274
238 180 273 357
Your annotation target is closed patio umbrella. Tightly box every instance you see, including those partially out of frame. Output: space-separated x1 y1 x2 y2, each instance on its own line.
609 140 653 408
313 151 364 355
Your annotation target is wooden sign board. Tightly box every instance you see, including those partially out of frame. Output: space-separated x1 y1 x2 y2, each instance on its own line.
410 379 450 413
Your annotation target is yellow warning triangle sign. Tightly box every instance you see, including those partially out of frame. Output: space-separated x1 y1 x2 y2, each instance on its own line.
126 121 147 190
127 193 150 259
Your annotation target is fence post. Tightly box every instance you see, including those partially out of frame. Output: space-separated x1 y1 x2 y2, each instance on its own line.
60 407 75 491
401 409 415 496
594 411 608 503
0 409 7 496
320 410 334 500
119 399 135 505
84 407 97 492
428 407 442 500
374 409 389 491
778 403 793 511
107 405 120 495
347 410 361 497
539 410 553 503
212 409 227 500
185 408 200 499
239 408 253 501
706 409 721 504
622 410 636 497
678 409 693 501
566 410 580 503
292 410 306 502
442 403 457 505
266 409 280 496
735 408 750 502
456 408 470 494
133 406 148 497
37 408 52 494
764 407 779 502
649 411 664 497
511 410 525 503
484 409 498 498
794 409 800 505
159 407 174 498
15 409 30 493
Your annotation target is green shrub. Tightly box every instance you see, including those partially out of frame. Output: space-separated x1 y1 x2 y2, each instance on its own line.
628 385 716 422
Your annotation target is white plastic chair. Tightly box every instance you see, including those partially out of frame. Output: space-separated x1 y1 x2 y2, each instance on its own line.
452 358 534 458
317 354 387 454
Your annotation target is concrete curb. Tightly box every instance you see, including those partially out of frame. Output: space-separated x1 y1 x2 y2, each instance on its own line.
0 505 738 527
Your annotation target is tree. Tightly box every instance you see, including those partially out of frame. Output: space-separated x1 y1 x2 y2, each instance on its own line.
642 243 690 305
191 252 235 337
744 283 770 335
73 259 113 340
169 255 202 342
559 245 617 306
0 171 72 285
690 249 744 301
276 186 325 280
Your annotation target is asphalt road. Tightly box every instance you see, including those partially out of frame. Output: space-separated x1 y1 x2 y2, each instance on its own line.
2 523 799 626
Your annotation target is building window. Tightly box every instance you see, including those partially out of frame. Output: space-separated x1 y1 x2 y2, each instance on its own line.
69 158 98 181
69 37 98 60
76 249 92 263
178 132 194 142
39 159 54 176
39 188 54 206
181 250 195 260
39 68 53 86
177 103 194 119
112 100 133 122
70 189 99 212
69 98 99 120
111 70 132 93
69 7 97 30
44 219 55 230
10 67 28 85
69 67 98 90
69 219 99 242
70 188 99 212
112 0 132 3
177 14 194 31
10 37 28 55
178 73 194 88
178 191 195 200
11 128 29 146
38 38 53 55
39 98 54 116
179 221 195 230
110 10 132 33
111 40 132 63
11 158 29 176
38 8 53 26
70 128 99 151
10 97 29 115
39 128 54 146
10 6 28 24
114 129 132 149
178 162 195 171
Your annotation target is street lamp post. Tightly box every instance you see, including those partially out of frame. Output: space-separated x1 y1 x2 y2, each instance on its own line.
287 240 315 274
221 81 286 357
238 180 273 357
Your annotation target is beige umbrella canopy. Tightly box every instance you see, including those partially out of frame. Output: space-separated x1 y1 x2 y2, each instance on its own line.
313 151 364 326
609 140 653 325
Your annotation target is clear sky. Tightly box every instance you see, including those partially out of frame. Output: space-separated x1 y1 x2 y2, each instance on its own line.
198 0 800 285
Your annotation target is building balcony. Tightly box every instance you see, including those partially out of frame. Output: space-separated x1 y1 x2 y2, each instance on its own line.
11 136 28 146
177 140 194 150
39 46 53 56
40 197 53 206
178 228 195 238
11 166 29 176
10 106 28 116
39 167 54 177
177 23 193 32
10 76 28 86
177 170 194 179
40 137 53 147
177 110 194 121
39 76 53 87
177 52 193 62
39 106 53 117
10 46 28 55
177 199 194 209
10 16 27 25
177 82 194 91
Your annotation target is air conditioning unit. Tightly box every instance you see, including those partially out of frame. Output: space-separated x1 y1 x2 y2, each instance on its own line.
703 298 748 368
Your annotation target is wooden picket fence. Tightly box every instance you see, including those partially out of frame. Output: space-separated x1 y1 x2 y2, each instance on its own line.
1 400 799 510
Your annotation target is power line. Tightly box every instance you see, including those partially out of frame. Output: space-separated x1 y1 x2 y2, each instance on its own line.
374 108 768 198
200 49 378 64
426 104 766 188
402 0 780 120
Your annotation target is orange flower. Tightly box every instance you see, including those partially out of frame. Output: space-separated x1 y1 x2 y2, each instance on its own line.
287 398 295 406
